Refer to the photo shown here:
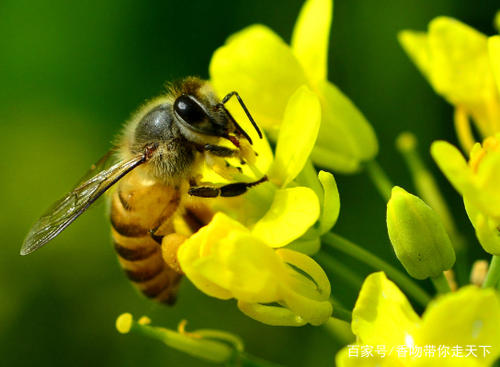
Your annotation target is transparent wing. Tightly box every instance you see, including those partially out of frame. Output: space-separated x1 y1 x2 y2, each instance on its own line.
21 152 147 255
78 147 118 183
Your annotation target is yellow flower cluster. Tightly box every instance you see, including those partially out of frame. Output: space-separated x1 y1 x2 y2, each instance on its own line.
400 15 500 152
177 86 339 326
336 272 500 367
169 0 372 327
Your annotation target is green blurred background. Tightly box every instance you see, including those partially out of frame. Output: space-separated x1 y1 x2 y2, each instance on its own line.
1 0 498 366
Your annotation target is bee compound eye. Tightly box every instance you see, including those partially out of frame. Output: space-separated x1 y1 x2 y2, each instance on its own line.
174 95 207 126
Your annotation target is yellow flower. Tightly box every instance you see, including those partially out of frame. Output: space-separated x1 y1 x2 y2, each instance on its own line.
431 135 500 254
174 87 339 326
206 85 340 252
399 16 500 152
209 0 378 173
178 213 333 326
336 272 500 367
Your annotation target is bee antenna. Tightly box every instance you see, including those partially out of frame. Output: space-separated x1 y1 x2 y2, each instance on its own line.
217 103 253 145
222 91 263 139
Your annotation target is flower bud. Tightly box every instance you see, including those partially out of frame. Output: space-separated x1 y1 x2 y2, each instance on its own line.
386 186 456 280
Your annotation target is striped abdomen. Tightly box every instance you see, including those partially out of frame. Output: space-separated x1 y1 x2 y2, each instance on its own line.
110 171 182 304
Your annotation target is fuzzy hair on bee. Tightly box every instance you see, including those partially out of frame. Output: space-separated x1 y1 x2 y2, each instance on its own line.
117 78 226 184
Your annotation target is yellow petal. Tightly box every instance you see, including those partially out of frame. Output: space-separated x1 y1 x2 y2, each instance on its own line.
178 213 256 300
268 85 321 186
417 286 500 365
352 272 420 345
413 358 481 367
291 0 332 86
430 140 473 196
464 197 500 255
336 348 399 367
177 214 242 300
286 237 321 255
488 36 500 98
209 25 308 132
318 170 340 234
428 17 495 104
398 30 432 79
277 248 331 301
310 145 360 173
432 139 500 230
279 286 333 326
312 80 378 173
473 147 500 219
252 187 320 248
180 258 234 300
198 231 282 303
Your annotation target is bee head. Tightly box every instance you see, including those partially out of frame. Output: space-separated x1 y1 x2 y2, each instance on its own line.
173 94 230 140
174 92 263 148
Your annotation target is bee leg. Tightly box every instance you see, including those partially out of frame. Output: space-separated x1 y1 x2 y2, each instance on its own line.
202 144 237 157
188 176 268 198
187 186 219 197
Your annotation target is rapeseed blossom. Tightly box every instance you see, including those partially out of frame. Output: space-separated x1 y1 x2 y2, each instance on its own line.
176 86 339 326
210 0 378 173
178 213 332 326
115 4 500 367
336 272 500 367
399 16 500 152
432 135 500 255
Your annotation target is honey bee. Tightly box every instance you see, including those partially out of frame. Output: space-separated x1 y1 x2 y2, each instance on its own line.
21 77 266 304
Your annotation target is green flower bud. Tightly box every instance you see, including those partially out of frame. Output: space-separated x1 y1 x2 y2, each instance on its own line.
386 186 456 280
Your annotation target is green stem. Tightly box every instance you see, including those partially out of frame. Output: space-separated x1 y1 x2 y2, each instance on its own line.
323 317 355 345
321 232 431 307
364 160 393 201
195 329 244 352
315 251 364 289
130 322 232 363
431 273 451 294
483 255 500 289
330 300 352 323
120 315 282 367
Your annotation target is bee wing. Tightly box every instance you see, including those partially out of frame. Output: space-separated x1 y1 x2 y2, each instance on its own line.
21 152 147 256
78 147 118 183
